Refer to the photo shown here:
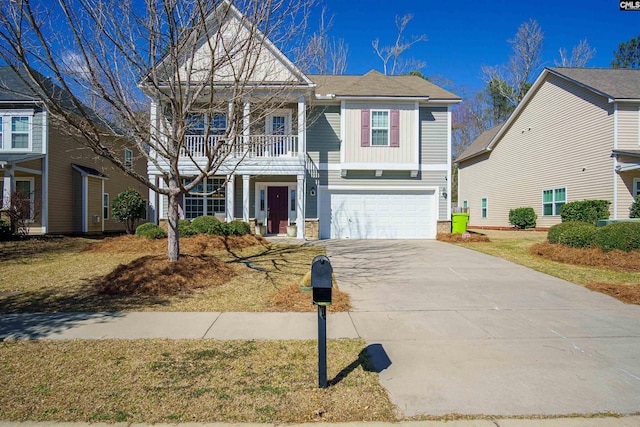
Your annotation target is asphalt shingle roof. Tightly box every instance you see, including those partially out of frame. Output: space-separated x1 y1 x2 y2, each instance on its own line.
308 70 460 100
455 124 504 163
548 67 640 100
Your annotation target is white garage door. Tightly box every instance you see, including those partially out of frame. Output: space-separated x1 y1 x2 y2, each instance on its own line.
320 189 437 239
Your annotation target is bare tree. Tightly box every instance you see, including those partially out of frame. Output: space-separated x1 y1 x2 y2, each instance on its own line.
299 7 348 74
482 19 543 106
372 14 427 75
556 39 596 67
0 0 315 261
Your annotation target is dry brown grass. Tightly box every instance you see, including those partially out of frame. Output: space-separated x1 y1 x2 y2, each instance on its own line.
0 339 396 423
586 282 640 305
437 232 491 243
271 283 351 312
1 235 346 313
529 241 640 273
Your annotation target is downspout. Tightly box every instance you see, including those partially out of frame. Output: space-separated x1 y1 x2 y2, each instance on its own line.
613 103 619 219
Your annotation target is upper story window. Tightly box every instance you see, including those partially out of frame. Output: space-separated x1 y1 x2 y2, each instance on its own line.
543 187 566 216
124 148 133 169
371 110 389 146
186 113 227 136
0 110 34 151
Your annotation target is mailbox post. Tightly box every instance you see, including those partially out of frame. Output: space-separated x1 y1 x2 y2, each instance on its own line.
310 255 333 388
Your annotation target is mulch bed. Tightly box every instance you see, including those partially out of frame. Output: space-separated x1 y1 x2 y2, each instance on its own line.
529 241 640 273
437 232 491 243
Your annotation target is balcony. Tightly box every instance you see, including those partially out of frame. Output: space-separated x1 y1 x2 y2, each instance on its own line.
182 134 299 159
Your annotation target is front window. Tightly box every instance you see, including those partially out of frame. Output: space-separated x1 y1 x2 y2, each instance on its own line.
186 113 227 135
103 193 109 220
124 148 133 169
0 111 33 151
481 198 488 218
634 178 640 198
371 110 389 146
290 189 296 212
543 187 566 216
11 117 29 149
15 178 34 221
272 116 286 135
184 177 226 220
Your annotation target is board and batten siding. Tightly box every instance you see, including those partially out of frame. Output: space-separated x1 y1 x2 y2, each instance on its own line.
458 73 615 228
616 103 640 151
343 102 416 164
420 106 449 165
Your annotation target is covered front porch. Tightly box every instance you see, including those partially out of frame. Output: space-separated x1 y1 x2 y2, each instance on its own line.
613 149 640 219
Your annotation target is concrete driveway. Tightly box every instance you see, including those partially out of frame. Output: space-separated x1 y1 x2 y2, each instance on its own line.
323 240 640 417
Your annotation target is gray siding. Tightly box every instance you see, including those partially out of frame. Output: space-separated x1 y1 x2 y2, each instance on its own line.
306 105 341 165
420 106 448 165
31 110 43 153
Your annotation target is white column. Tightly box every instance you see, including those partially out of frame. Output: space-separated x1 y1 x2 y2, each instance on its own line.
148 182 157 224
242 174 250 222
41 109 48 233
226 174 235 222
297 96 306 159
2 164 14 209
243 97 251 149
296 173 305 239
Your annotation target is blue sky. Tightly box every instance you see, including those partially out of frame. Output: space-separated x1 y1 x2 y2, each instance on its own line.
315 0 639 91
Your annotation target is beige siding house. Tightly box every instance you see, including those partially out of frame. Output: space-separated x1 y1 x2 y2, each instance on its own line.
0 67 147 234
457 67 640 228
146 2 461 240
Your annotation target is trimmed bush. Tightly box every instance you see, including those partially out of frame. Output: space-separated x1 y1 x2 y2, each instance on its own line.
135 222 167 239
111 188 147 234
630 196 640 219
0 218 14 241
207 220 227 236
593 222 640 252
547 221 592 244
191 215 220 234
560 200 610 225
509 207 537 229
557 223 598 248
178 219 197 237
224 220 251 236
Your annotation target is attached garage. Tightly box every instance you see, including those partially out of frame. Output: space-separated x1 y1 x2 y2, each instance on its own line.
319 188 437 239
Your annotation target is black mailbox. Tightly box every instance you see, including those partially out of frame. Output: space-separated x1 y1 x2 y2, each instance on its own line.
311 255 333 305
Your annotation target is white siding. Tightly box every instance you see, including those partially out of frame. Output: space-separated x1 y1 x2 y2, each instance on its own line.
617 104 640 151
458 73 615 228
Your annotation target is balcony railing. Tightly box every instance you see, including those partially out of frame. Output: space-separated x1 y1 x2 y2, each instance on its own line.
182 135 298 158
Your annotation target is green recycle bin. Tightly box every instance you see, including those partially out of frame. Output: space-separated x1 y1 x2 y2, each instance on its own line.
451 212 470 234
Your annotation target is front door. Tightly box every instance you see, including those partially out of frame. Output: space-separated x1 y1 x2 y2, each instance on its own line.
267 186 289 234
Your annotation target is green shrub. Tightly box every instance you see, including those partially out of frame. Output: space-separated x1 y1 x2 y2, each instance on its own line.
630 196 640 218
111 188 147 234
557 223 598 248
547 221 592 244
593 222 640 252
178 219 197 237
560 200 611 225
191 215 220 234
224 220 251 236
207 220 227 236
135 222 167 239
0 218 14 241
509 207 537 229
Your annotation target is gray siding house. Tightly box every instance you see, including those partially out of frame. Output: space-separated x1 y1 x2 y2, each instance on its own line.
457 67 640 228
146 4 460 239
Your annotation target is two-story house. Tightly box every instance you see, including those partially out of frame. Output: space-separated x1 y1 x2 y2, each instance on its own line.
457 67 640 228
0 66 148 234
145 4 460 239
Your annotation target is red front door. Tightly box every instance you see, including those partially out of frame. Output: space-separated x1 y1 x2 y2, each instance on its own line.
267 186 289 234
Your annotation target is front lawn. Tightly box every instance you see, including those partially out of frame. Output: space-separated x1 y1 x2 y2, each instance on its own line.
0 235 350 313
455 229 640 304
0 339 395 423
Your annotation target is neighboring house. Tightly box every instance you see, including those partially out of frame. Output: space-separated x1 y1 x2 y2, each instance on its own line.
144 5 460 239
456 67 640 228
0 67 148 234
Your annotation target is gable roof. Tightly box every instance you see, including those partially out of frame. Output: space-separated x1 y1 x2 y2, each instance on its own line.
456 67 640 164
308 70 460 101
547 67 640 101
455 123 503 163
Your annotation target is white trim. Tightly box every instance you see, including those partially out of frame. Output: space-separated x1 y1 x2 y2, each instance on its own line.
414 102 420 171
541 187 567 217
296 174 305 239
0 111 34 152
13 166 42 175
334 96 430 102
82 175 88 233
2 165 14 208
124 147 133 169
446 106 452 220
266 109 292 135
101 181 106 232
253 181 298 230
339 162 420 171
41 109 48 233
297 96 306 160
319 184 438 192
318 162 447 172
340 100 346 165
481 197 488 219
614 103 619 219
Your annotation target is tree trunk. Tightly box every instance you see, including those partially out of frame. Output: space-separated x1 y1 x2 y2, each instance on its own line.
166 175 181 262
